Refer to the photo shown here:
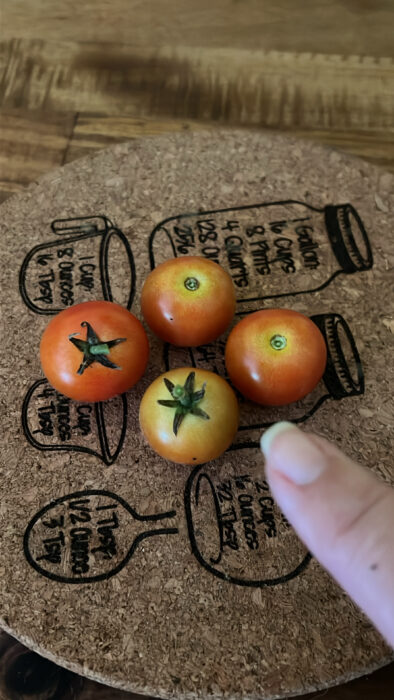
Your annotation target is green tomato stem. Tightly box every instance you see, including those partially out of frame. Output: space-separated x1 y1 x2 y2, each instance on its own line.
184 277 200 291
69 322 125 374
270 334 287 351
90 343 110 355
158 371 210 435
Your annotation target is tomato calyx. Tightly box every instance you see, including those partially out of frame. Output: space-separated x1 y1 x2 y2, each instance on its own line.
68 321 126 375
157 371 210 436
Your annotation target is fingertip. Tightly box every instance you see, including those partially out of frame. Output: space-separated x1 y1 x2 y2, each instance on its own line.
261 422 328 486
260 421 296 458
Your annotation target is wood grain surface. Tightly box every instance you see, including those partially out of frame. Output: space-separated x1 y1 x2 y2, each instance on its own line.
0 1 393 698
4 1 394 55
1 1 394 204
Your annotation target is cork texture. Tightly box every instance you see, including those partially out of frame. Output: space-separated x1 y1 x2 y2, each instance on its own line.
0 130 393 699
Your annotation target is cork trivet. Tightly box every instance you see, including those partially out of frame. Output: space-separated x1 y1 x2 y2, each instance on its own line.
0 131 393 699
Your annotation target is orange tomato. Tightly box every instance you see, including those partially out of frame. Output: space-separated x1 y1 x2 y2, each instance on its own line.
225 309 327 406
141 256 236 346
40 301 149 402
139 368 239 464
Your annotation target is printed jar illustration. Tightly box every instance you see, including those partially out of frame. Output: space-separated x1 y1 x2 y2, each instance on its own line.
19 215 136 314
184 448 311 586
149 200 373 302
24 461 309 588
22 379 128 465
165 313 364 443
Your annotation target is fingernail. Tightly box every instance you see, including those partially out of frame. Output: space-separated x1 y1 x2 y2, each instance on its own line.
260 422 328 485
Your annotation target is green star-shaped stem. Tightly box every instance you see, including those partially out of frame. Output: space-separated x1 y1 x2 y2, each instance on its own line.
69 321 126 375
157 371 210 436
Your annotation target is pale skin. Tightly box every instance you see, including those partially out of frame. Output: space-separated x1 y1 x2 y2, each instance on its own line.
260 422 394 647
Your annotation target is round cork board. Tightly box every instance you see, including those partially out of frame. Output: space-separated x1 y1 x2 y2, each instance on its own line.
0 130 393 699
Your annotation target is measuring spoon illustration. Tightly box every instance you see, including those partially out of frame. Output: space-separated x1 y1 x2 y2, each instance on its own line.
149 200 372 303
19 215 136 314
24 489 178 584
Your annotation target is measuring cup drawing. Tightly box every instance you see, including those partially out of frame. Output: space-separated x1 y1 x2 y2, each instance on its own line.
22 379 128 465
149 200 372 303
19 215 136 314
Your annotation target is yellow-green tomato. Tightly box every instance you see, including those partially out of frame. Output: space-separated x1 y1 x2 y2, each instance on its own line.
139 367 239 464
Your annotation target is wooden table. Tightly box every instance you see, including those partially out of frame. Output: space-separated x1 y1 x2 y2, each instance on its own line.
1 2 393 698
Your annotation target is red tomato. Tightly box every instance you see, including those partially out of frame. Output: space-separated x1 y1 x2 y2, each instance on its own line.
40 301 149 402
140 256 236 346
225 309 327 406
139 368 239 464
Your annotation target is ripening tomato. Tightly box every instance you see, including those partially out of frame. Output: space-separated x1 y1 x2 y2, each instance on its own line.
139 368 239 464
140 256 236 346
225 309 327 406
40 301 149 402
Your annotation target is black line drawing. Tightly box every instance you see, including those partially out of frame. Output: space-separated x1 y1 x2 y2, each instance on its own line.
21 379 128 465
20 201 370 590
24 489 178 584
149 200 372 302
184 459 311 587
19 215 136 314
164 312 364 446
24 465 311 588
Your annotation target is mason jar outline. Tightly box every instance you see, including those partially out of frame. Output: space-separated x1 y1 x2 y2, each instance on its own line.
164 313 364 443
21 378 128 466
184 463 312 587
19 218 136 314
234 312 365 435
148 199 373 302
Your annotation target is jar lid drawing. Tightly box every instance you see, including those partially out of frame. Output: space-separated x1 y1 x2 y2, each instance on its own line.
309 313 364 400
21 379 128 465
149 200 373 303
164 313 364 443
19 215 136 314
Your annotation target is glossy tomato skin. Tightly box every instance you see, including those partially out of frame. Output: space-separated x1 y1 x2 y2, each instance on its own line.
225 309 327 406
139 368 239 464
141 256 236 346
40 301 149 402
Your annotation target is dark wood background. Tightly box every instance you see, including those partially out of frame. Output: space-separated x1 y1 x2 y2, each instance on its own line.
0 1 393 697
